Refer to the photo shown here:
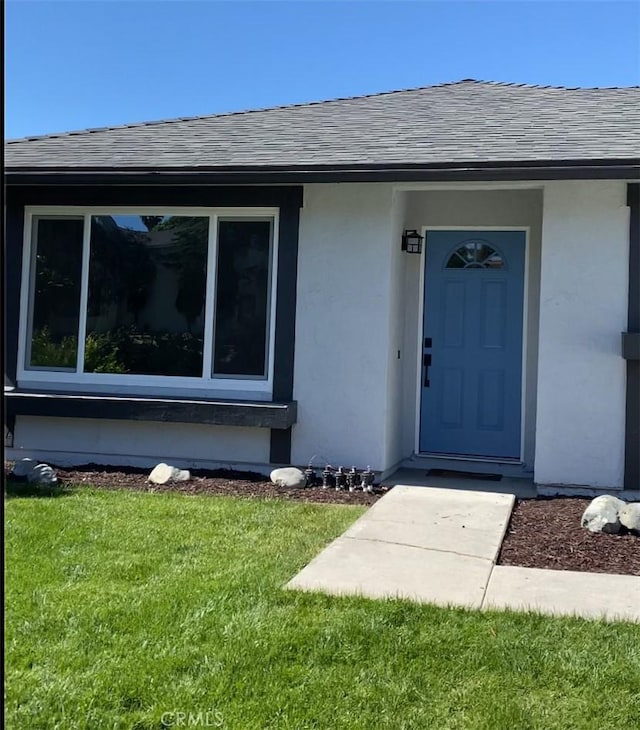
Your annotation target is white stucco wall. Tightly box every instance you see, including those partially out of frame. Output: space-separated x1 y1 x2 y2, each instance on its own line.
534 181 628 489
10 415 270 469
291 183 395 470
383 190 408 471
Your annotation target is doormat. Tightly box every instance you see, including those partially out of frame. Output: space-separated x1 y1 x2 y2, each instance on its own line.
426 469 503 482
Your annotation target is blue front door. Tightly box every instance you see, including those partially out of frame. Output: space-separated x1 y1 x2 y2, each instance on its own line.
419 230 525 459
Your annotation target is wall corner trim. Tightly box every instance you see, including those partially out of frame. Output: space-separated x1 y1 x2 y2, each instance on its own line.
624 183 639 490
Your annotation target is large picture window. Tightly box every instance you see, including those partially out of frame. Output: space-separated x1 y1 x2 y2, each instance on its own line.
20 208 277 392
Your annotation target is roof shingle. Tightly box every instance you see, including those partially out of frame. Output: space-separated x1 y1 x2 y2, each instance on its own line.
5 80 640 170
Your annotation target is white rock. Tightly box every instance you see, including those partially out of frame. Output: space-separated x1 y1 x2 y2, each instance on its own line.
27 463 58 486
12 458 38 477
148 463 190 485
581 495 626 534
619 503 640 533
270 467 306 489
149 463 174 484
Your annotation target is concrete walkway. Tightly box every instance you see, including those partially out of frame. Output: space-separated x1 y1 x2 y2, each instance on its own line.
286 485 640 623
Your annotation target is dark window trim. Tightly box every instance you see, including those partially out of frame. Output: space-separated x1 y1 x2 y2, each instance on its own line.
4 390 297 429
4 185 302 463
5 185 303 208
622 332 640 361
624 183 640 490
270 427 293 465
4 205 23 390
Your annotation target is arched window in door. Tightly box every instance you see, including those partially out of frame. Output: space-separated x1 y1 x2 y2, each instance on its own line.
445 239 505 269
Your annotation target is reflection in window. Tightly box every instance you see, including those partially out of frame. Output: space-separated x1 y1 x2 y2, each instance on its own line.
22 211 278 385
446 240 505 269
213 220 272 378
84 215 208 376
28 217 84 370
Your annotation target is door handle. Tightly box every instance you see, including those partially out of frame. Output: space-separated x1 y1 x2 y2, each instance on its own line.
423 353 431 387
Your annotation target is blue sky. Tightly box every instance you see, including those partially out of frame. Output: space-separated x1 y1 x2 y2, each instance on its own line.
5 1 640 139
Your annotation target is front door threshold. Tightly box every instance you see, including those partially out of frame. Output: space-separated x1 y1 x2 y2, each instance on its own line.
418 452 522 465
403 455 533 480
384 467 536 499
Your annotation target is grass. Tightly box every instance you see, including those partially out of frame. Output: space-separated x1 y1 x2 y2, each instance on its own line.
5 484 640 730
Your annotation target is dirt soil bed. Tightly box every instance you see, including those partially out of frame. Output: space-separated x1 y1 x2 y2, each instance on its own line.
4 463 386 506
6 463 638 575
498 497 640 576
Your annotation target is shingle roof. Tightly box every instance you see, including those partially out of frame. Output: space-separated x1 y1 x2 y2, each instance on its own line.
5 80 640 170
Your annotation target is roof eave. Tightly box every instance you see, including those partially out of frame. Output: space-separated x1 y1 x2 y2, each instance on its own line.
5 159 640 185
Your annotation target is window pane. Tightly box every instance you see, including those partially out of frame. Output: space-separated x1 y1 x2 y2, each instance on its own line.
84 215 208 377
446 241 504 270
28 218 84 370
213 220 272 377
445 252 466 269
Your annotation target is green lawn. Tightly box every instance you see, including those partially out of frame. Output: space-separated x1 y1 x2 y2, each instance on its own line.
5 485 640 730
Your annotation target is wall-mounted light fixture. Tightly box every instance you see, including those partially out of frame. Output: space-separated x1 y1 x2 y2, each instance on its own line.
401 229 423 254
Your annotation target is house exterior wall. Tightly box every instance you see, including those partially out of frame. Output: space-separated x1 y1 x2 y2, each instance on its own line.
5 180 632 491
11 416 271 469
290 183 396 470
534 181 629 490
383 190 409 471
6 183 398 474
4 185 301 473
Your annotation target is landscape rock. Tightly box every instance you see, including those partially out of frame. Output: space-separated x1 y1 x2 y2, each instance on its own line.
148 463 191 485
12 458 38 478
581 495 626 534
27 463 58 486
618 502 640 534
270 467 306 489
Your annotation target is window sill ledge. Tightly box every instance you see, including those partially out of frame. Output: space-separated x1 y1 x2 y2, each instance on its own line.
4 389 297 429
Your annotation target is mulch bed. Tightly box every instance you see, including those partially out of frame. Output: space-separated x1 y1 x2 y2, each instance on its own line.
498 498 640 577
3 462 386 506
6 462 638 575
